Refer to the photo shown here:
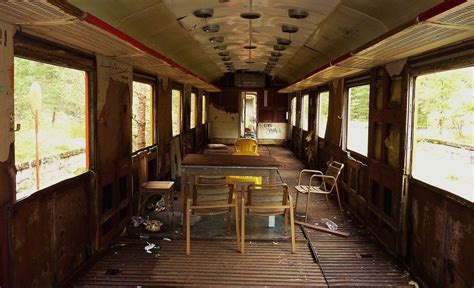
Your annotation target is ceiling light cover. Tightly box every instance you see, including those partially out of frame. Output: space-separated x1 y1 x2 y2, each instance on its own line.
274 45 286 51
277 38 291 45
269 57 279 62
214 45 227 50
193 8 214 18
218 51 230 56
288 8 308 19
282 25 298 33
271 51 282 57
243 45 257 49
240 12 261 19
203 24 220 33
209 36 224 43
221 56 232 61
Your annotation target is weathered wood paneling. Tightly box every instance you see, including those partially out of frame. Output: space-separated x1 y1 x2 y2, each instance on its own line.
10 173 92 287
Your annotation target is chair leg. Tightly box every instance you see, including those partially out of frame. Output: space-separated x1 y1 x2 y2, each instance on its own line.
335 185 342 212
186 199 191 256
295 191 299 214
241 198 246 254
325 194 330 210
305 193 311 222
289 197 296 254
234 203 240 252
227 211 231 233
284 209 288 235
165 191 171 223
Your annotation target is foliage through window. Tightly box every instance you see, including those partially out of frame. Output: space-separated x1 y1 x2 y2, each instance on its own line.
347 84 370 156
318 91 329 138
412 66 473 202
291 97 296 126
202 94 207 124
172 88 181 137
190 92 196 129
132 81 154 152
14 57 87 198
301 94 309 131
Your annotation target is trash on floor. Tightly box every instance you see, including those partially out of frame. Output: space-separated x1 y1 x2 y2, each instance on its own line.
144 219 163 232
130 216 145 227
325 219 338 230
163 237 172 242
144 242 160 254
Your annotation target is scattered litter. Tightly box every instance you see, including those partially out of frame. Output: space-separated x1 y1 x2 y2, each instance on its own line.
114 252 118 255
144 242 156 253
139 234 150 239
272 242 279 245
409 280 419 288
325 219 338 230
111 243 126 248
105 268 122 275
154 253 161 258
130 216 145 227
163 237 172 242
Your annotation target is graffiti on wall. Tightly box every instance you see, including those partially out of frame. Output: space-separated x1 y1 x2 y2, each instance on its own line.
258 123 287 139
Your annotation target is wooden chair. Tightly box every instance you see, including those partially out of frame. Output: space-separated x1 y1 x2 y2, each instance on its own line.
137 152 174 221
241 183 296 253
186 183 240 255
294 161 344 221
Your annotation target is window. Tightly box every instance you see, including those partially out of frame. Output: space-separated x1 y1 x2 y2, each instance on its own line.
291 97 296 126
301 94 309 131
14 57 88 198
202 94 207 124
412 66 473 202
132 81 154 152
347 84 370 156
172 88 181 137
317 91 329 138
190 92 196 129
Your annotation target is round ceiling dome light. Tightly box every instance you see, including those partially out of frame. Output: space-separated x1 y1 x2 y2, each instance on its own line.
277 38 291 46
221 56 232 62
240 12 261 19
203 24 220 33
214 44 227 51
243 45 257 49
245 60 255 64
288 8 308 19
281 24 298 33
209 36 224 43
269 57 279 62
274 45 286 51
193 8 214 18
218 51 230 57
271 51 282 57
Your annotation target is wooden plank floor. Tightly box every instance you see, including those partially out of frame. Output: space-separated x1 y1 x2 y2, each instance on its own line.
73 145 413 287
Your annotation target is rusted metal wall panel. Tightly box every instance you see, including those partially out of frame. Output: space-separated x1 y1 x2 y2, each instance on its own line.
0 20 15 288
10 173 91 287
409 182 474 287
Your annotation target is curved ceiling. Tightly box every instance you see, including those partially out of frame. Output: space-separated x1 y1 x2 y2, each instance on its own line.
69 0 443 84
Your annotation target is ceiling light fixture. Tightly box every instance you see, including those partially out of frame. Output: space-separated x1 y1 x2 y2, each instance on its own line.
214 44 227 50
274 45 286 51
203 24 220 33
221 56 232 62
281 24 298 33
243 45 257 49
209 36 224 43
271 51 282 57
243 0 258 67
288 8 308 19
193 8 214 18
218 51 230 57
277 38 291 46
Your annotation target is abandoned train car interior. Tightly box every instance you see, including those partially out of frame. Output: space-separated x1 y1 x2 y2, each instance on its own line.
0 0 473 287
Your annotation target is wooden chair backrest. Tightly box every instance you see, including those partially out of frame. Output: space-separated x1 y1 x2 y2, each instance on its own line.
247 184 288 216
196 175 227 185
137 152 149 184
235 138 258 154
323 161 344 189
192 183 234 215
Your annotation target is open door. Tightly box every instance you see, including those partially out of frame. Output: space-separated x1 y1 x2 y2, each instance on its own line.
240 91 257 138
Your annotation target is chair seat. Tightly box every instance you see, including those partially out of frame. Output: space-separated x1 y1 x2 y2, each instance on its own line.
141 181 174 191
227 175 262 184
294 185 327 194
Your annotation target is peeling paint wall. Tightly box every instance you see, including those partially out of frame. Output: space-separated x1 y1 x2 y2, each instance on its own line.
208 103 239 141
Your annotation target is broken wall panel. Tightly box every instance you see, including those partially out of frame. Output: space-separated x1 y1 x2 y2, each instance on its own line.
10 173 92 287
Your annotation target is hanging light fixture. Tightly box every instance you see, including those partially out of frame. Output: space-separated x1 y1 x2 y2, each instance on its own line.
240 0 260 66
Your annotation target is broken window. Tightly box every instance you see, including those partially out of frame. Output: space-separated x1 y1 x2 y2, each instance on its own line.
190 92 196 129
172 88 181 137
318 91 329 138
347 84 370 156
301 94 309 131
291 96 296 126
14 57 88 199
412 66 473 202
132 81 154 152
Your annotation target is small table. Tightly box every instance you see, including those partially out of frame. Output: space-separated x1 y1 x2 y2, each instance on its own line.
181 154 280 228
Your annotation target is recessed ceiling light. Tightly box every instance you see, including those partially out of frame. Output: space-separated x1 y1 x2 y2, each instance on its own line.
203 24 220 33
214 45 227 51
271 51 282 57
218 51 230 56
221 56 232 61
277 38 291 46
193 8 214 18
245 60 255 64
282 24 298 33
243 45 257 49
274 45 286 51
288 8 308 19
240 12 261 19
269 57 279 62
209 36 224 43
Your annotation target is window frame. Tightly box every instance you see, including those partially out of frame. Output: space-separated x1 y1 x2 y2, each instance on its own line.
301 93 309 131
171 84 183 137
290 96 297 127
190 90 197 129
202 93 207 125
344 77 371 158
132 74 157 153
13 33 94 201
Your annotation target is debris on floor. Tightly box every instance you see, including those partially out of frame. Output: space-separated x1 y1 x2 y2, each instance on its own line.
144 242 160 254
324 219 338 230
163 237 172 242
130 216 145 227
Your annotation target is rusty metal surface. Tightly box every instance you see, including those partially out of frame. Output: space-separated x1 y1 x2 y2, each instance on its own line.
74 238 326 287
